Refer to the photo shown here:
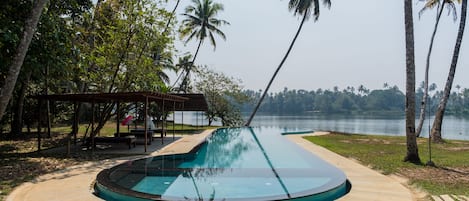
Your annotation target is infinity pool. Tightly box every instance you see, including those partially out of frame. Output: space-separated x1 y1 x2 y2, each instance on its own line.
95 127 349 200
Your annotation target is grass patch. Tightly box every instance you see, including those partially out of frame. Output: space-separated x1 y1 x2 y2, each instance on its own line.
305 133 469 196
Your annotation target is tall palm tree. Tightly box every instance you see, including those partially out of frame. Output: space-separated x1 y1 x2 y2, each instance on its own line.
245 0 331 126
416 0 457 137
176 0 229 93
0 0 49 120
431 0 466 142
404 0 421 163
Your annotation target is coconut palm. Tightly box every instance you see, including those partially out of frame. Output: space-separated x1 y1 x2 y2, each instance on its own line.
175 0 229 93
404 0 421 163
431 0 466 142
173 54 196 93
244 0 331 126
416 0 457 137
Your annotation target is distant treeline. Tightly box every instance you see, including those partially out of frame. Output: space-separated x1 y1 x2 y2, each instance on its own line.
241 84 469 115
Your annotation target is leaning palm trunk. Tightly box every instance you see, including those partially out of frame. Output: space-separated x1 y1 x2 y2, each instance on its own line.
0 0 49 120
431 0 467 142
403 0 421 163
163 0 181 34
245 14 308 126
176 40 203 93
416 2 446 137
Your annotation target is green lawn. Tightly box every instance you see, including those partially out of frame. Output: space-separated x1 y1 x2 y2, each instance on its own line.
304 133 469 196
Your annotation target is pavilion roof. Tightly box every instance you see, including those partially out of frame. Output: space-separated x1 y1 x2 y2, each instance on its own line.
31 92 208 111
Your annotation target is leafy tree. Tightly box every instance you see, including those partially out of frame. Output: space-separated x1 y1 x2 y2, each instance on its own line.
431 0 467 142
403 0 421 163
177 0 229 93
195 67 247 126
245 0 331 126
72 0 176 136
0 0 49 120
1 0 92 135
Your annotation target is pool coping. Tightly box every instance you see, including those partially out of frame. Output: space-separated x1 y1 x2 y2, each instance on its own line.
6 129 417 201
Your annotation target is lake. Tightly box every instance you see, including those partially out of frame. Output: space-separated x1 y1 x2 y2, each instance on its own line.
172 112 469 141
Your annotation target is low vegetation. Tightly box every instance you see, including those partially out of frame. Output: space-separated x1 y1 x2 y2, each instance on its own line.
305 133 469 196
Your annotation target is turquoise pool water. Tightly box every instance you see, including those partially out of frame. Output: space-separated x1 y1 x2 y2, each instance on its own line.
96 127 349 200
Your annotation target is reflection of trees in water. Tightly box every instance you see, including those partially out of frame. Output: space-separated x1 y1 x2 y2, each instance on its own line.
191 128 254 178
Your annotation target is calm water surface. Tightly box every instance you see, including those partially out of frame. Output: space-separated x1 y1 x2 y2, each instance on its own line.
173 112 469 140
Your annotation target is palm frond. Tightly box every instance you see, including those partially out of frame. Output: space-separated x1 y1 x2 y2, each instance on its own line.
180 0 229 53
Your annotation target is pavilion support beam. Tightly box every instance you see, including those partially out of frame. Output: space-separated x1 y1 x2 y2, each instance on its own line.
72 102 78 145
91 102 95 153
182 103 184 133
37 100 42 152
134 102 138 129
116 102 120 137
162 98 165 145
173 101 175 140
144 97 148 152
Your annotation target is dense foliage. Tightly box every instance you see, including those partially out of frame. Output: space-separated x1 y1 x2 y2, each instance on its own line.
242 83 469 116
0 0 181 135
194 67 248 126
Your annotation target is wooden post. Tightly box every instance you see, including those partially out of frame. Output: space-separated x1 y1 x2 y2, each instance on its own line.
116 102 120 137
162 97 165 145
91 102 95 152
182 103 184 134
144 96 148 152
37 100 42 152
134 102 138 129
173 101 175 140
72 102 78 145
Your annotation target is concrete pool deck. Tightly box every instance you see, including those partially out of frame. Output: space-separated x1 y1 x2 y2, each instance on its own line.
285 132 416 201
7 130 417 201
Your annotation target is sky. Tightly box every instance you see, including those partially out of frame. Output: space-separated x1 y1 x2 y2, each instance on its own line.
167 0 469 92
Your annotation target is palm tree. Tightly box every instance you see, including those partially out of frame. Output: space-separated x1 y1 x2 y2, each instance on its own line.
176 0 229 93
245 0 331 126
431 0 467 142
173 54 196 93
404 0 421 163
0 0 49 120
416 0 457 137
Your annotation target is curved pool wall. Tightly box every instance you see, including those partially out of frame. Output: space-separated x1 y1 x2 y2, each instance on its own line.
95 127 349 201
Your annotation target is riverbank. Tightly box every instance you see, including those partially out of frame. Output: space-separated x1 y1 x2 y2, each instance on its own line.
305 132 469 196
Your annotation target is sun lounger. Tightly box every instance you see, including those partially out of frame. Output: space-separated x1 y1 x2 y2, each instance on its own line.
88 136 137 149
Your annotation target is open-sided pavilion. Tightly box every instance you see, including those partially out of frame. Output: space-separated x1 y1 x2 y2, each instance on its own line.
31 92 208 153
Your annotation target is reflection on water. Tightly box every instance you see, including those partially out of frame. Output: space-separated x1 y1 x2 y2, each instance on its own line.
108 127 347 200
250 114 469 140
173 112 469 140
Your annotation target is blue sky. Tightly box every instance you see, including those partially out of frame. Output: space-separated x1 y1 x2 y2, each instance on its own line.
168 0 468 92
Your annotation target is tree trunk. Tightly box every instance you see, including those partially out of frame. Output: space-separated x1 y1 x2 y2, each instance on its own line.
403 0 421 163
163 0 180 35
45 64 52 138
0 0 49 120
431 0 467 143
416 3 445 137
245 13 308 126
10 71 32 137
179 40 203 93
